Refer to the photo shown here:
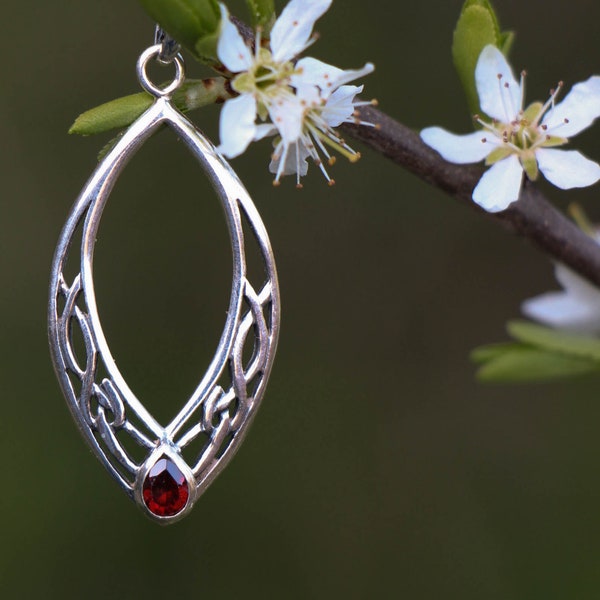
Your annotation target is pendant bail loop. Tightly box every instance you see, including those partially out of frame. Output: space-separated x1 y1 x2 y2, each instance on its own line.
136 44 185 98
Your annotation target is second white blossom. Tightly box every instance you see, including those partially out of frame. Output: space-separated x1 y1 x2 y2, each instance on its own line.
421 45 600 212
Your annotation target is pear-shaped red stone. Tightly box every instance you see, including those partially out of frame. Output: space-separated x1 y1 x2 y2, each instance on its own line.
142 456 189 517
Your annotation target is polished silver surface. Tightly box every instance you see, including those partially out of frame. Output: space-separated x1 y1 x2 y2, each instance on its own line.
48 45 280 524
136 44 185 97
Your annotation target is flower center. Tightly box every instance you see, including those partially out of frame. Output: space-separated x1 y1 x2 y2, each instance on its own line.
476 78 570 180
479 72 569 146
232 47 296 97
493 107 546 151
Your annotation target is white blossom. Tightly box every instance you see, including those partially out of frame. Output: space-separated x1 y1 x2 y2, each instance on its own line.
523 233 600 333
421 45 600 212
267 83 377 186
216 0 374 184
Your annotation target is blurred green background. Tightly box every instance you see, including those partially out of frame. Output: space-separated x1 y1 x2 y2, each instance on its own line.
3 1 600 598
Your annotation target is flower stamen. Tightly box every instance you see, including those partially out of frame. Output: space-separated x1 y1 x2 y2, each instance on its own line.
504 81 517 120
295 141 303 189
273 141 290 185
497 74 513 122
255 26 262 60
519 70 527 113
532 81 564 126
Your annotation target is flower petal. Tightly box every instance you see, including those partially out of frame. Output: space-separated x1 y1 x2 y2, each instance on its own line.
542 76 600 137
267 93 304 143
322 85 362 127
218 94 257 158
217 3 253 72
269 139 310 177
536 148 600 189
253 123 277 141
295 83 322 107
292 57 374 95
554 263 600 301
472 154 523 212
475 45 521 122
330 63 374 90
522 289 600 333
270 0 332 62
292 57 343 88
420 127 492 164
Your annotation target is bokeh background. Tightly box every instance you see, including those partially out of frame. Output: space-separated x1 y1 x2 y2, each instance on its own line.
3 1 600 598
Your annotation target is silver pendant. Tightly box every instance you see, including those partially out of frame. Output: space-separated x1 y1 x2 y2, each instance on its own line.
48 43 280 523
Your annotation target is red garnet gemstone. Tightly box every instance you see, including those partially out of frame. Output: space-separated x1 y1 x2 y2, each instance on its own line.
142 456 190 517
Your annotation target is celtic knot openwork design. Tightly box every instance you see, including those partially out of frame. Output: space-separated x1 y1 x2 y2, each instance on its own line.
48 94 280 523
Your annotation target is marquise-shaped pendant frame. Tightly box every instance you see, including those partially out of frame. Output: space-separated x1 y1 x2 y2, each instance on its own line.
48 69 280 523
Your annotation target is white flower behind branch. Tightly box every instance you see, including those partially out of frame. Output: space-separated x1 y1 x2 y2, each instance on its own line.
523 263 600 333
523 225 600 333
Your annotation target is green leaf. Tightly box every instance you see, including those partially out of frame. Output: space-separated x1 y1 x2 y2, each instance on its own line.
452 0 513 116
475 347 600 382
245 0 276 33
507 320 600 362
470 342 522 364
69 94 154 136
472 320 600 383
138 0 221 63
472 319 600 384
69 78 231 136
195 29 221 62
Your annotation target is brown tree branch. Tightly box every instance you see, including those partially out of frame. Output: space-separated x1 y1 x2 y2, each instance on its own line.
228 16 600 287
341 106 600 287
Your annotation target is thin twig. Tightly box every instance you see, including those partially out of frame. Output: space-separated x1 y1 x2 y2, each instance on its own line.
342 106 600 287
